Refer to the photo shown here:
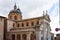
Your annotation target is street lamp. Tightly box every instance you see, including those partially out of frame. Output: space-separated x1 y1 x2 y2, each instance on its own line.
55 28 60 32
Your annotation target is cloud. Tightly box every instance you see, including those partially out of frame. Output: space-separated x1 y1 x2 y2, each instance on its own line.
49 1 59 34
21 0 55 18
23 8 43 18
0 0 55 17
50 15 59 34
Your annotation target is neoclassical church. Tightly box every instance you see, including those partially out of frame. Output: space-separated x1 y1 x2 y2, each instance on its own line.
0 4 54 40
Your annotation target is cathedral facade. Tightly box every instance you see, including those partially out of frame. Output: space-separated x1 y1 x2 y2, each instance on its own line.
0 4 52 40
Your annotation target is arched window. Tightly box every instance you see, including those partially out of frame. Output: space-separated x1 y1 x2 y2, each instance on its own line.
30 34 34 40
12 34 15 40
31 22 34 26
36 21 39 25
22 23 24 27
17 34 21 40
26 22 29 26
22 34 27 40
17 23 19 27
13 23 15 27
14 16 17 20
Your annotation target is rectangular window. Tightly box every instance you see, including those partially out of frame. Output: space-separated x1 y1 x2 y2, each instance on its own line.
17 24 19 27
36 21 39 25
26 22 29 26
31 22 34 26
22 23 24 27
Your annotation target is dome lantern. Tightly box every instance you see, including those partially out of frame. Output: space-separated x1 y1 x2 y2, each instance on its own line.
14 3 17 10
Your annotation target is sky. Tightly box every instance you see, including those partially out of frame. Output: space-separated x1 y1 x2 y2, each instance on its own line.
0 0 59 34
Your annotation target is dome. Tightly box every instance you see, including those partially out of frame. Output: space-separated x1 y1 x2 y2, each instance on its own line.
9 9 21 14
17 8 20 11
9 4 21 14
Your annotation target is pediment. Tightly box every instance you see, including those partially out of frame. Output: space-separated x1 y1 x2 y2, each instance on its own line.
44 15 51 22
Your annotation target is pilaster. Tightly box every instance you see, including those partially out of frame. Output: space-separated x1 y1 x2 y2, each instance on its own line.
27 32 32 40
21 34 22 40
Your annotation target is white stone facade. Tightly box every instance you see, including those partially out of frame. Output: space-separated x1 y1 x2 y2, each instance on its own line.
36 15 51 40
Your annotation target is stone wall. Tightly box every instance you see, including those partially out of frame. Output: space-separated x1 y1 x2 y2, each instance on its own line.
0 17 7 40
0 18 4 40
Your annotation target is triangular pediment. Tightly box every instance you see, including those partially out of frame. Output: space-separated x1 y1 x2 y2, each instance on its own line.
44 15 51 22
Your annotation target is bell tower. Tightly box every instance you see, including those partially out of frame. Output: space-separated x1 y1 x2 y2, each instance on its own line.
8 4 22 21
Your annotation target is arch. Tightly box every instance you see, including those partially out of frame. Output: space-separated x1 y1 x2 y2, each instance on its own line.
26 22 29 26
12 34 15 40
17 34 21 40
17 23 19 27
22 34 27 40
36 21 39 25
13 23 15 27
30 34 34 40
14 16 17 20
22 23 24 27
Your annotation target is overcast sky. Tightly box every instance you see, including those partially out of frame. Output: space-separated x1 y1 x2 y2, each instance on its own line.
0 0 59 34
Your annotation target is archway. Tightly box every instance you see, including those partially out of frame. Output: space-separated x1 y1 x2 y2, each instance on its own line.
12 34 15 40
17 34 21 40
22 34 27 40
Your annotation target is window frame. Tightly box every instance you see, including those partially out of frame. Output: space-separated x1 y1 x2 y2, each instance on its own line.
17 23 19 27
26 22 29 26
36 21 39 25
22 23 24 27
14 16 17 20
17 34 21 40
13 23 15 27
31 21 34 26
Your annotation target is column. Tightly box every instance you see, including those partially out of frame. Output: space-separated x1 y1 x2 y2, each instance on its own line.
27 32 31 40
21 34 22 40
48 25 51 40
43 22 46 40
36 31 41 40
